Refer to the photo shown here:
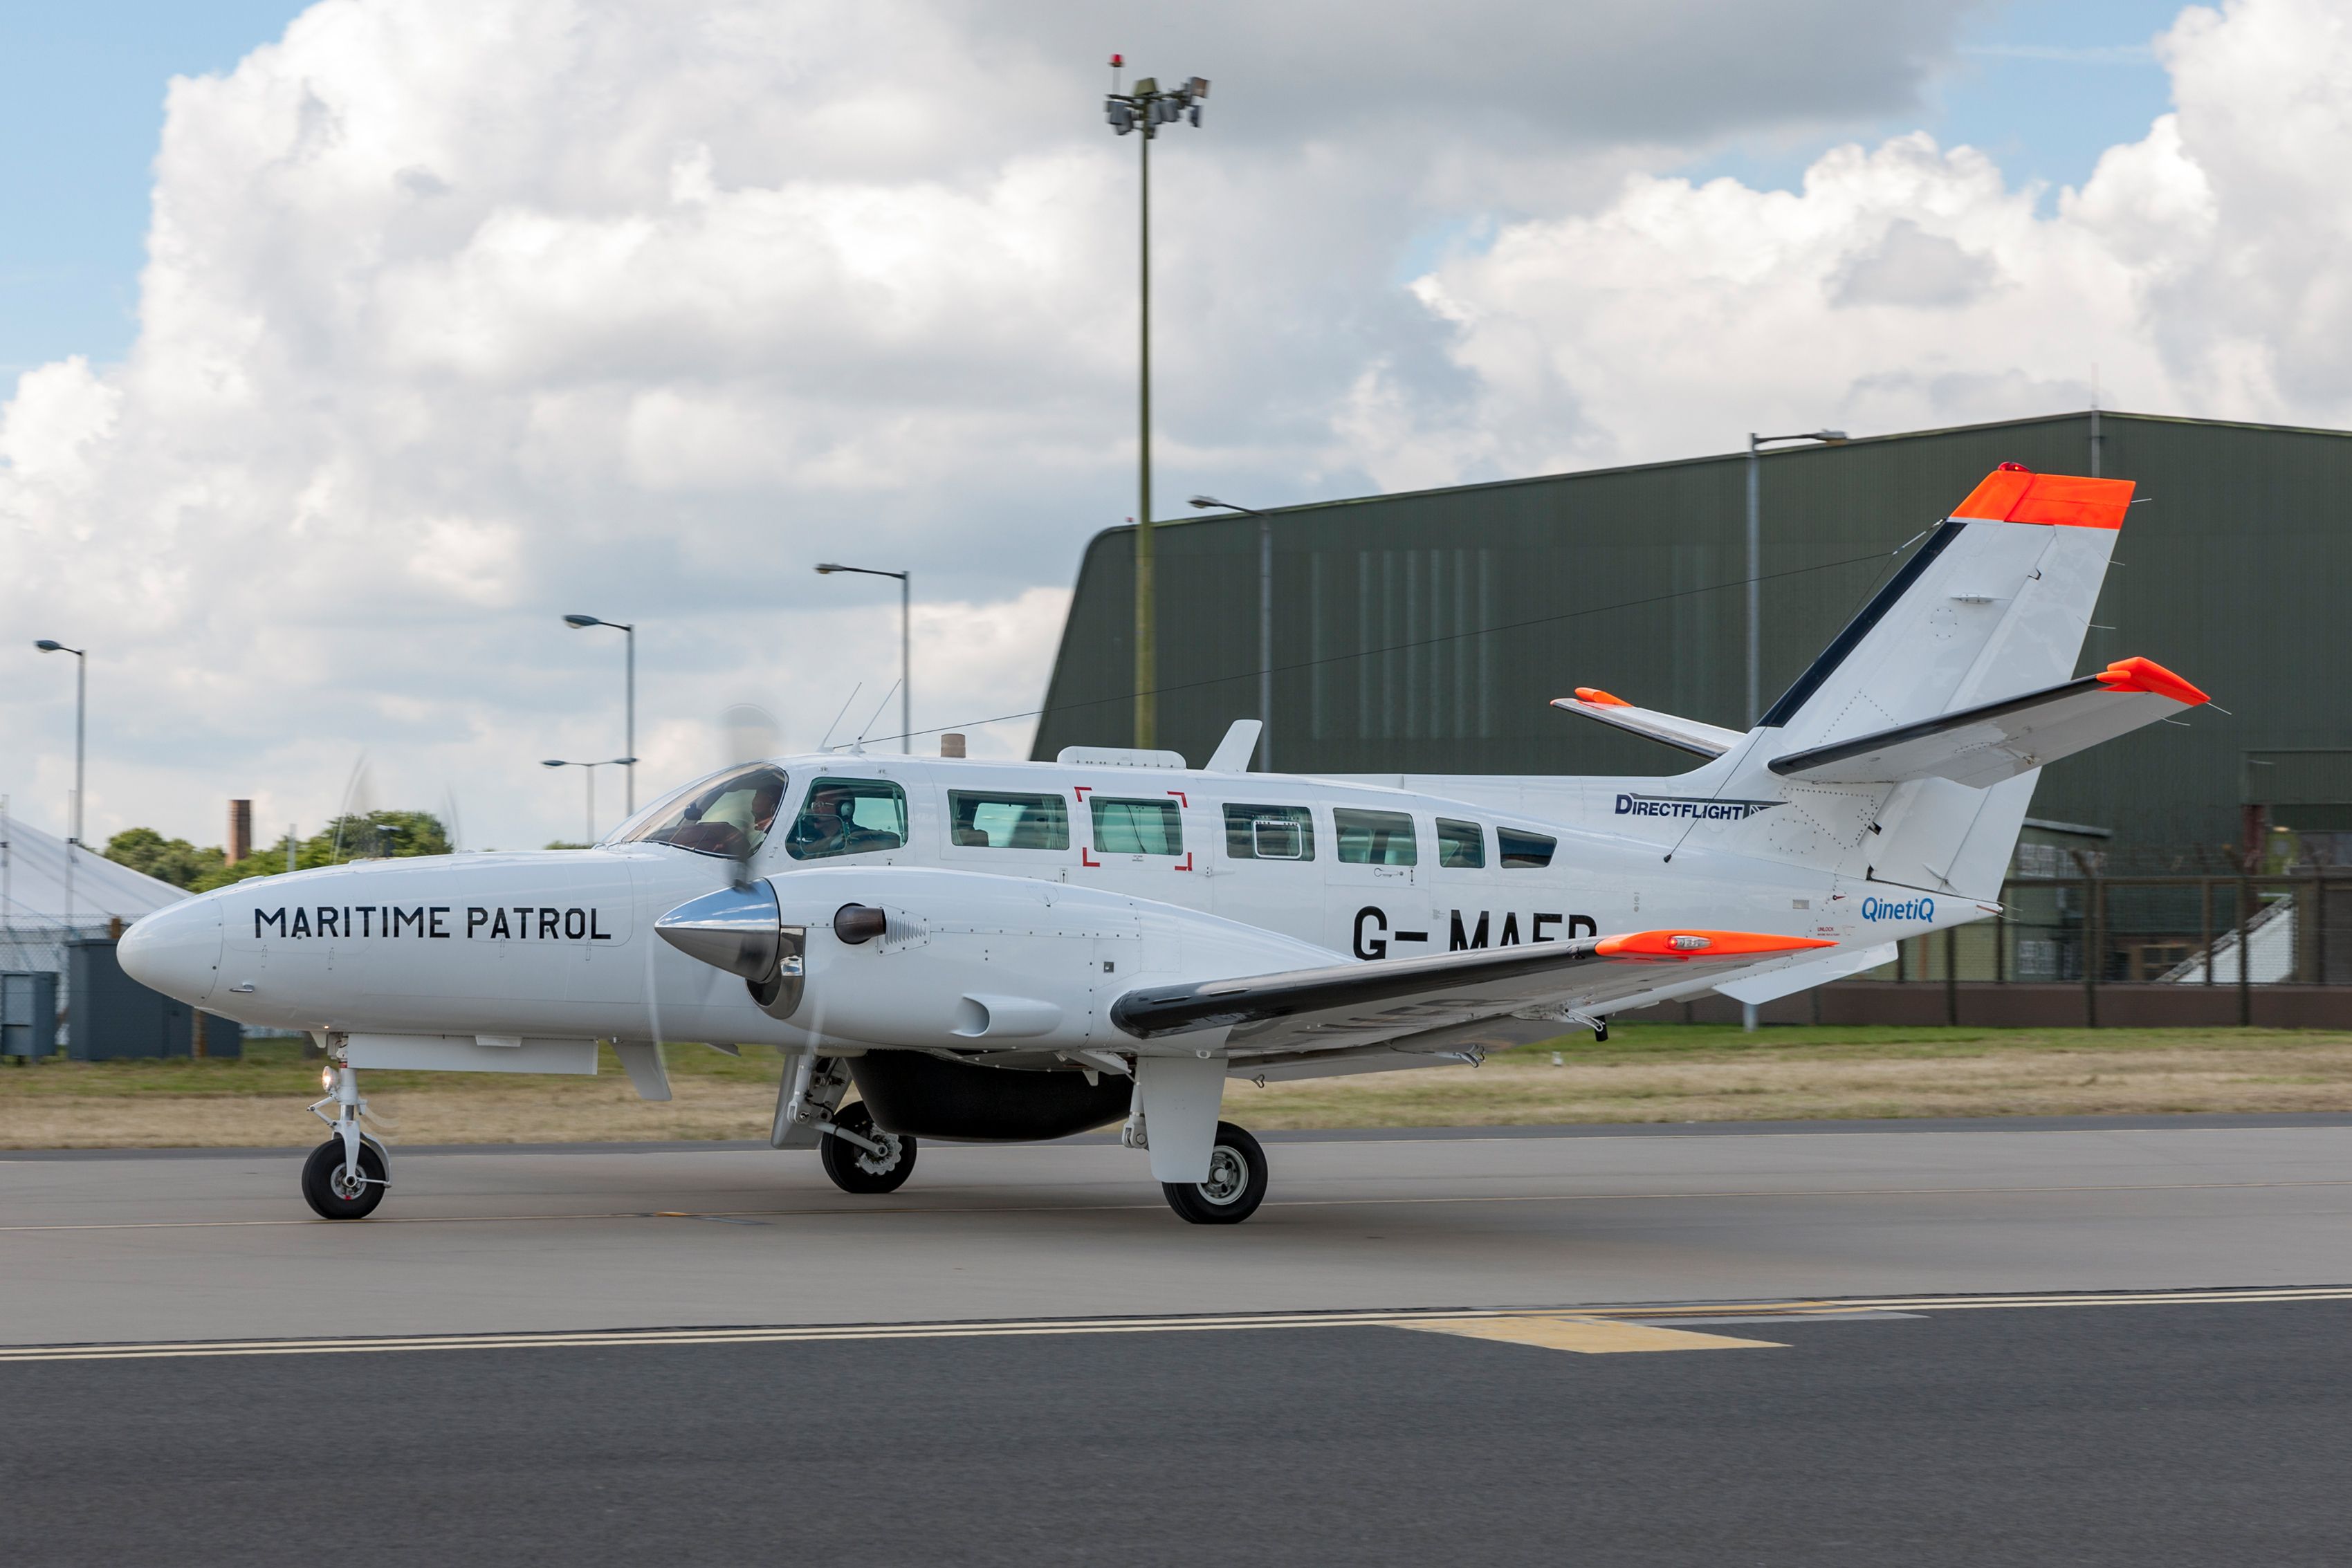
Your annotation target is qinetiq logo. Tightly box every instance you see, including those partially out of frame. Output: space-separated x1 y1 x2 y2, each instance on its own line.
1860 895 1936 923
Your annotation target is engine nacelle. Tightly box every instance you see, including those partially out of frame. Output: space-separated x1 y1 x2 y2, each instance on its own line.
656 865 1337 1051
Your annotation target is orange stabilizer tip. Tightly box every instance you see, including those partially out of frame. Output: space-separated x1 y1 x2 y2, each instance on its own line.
1595 930 1839 959
2096 656 2209 705
1572 687 1630 708
1951 465 2134 530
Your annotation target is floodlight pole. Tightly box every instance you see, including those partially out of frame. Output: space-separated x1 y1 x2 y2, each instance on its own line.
1189 495 1274 770
1105 60 1209 749
1740 429 1846 1031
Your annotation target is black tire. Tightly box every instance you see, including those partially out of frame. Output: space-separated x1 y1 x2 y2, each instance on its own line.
1162 1121 1269 1225
301 1136 389 1220
820 1101 917 1195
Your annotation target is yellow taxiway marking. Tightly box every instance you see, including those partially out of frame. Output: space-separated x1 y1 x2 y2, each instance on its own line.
0 1285 2345 1365
1399 1315 1783 1354
6 1176 2349 1233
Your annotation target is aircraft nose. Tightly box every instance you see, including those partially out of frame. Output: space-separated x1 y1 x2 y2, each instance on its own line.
118 898 223 1006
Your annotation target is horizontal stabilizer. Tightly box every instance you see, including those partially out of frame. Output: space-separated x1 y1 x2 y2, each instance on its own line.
1768 656 2207 788
1552 688 1743 759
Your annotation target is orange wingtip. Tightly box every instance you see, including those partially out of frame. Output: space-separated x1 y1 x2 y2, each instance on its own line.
1951 463 2133 530
1595 930 1839 959
1571 687 1630 708
2095 656 2209 705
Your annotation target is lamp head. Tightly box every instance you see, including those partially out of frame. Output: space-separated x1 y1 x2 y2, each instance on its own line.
1818 430 1849 443
814 564 841 574
34 639 64 652
540 759 568 768
562 614 600 628
1188 495 1221 510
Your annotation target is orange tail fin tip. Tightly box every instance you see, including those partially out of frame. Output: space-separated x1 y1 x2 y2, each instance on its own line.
1572 687 1630 708
1596 930 1839 959
1952 463 2134 530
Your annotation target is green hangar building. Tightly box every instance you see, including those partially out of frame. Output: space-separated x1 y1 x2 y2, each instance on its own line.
1036 410 2352 864
1033 410 2352 1019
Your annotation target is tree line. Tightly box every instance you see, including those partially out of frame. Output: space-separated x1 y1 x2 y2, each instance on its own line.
103 811 453 892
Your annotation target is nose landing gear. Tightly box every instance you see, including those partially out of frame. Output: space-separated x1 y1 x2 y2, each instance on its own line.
818 1100 918 1195
302 1053 390 1219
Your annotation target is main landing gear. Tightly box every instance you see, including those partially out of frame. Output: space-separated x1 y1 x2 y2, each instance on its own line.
1161 1120 1269 1226
302 1056 390 1220
818 1100 918 1195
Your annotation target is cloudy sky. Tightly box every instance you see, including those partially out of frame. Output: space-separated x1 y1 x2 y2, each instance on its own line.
3 0 2340 853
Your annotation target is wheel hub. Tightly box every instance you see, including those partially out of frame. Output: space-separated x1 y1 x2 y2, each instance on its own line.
855 1134 904 1177
1198 1145 1246 1204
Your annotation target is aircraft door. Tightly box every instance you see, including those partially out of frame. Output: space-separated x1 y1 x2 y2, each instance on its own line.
1207 800 1326 948
1325 807 1424 960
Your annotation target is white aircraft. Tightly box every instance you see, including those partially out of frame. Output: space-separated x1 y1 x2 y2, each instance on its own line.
122 464 2206 1224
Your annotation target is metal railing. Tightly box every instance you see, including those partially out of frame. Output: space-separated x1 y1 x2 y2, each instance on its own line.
1859 870 2352 1024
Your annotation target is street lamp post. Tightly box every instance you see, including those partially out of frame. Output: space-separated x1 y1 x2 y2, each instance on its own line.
1188 495 1274 771
1740 429 1845 1031
541 758 632 845
33 640 86 926
1745 430 1848 726
562 616 636 814
814 564 910 753
1105 58 1209 749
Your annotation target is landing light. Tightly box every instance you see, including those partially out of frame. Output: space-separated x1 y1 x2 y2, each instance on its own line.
321 1065 337 1094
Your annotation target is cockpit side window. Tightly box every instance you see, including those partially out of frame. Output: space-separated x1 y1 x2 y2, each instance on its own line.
786 777 910 861
614 764 789 860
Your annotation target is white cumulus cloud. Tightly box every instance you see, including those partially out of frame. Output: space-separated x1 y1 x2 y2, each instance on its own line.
3 0 2347 852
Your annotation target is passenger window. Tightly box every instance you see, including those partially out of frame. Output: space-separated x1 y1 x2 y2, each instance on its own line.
1091 797 1184 856
785 777 909 860
948 791 1070 850
618 763 789 860
1435 818 1486 869
1334 808 1417 866
1224 804 1314 861
1498 827 1556 869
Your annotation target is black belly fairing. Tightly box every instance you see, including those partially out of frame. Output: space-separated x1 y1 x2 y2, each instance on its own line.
849 1051 1135 1142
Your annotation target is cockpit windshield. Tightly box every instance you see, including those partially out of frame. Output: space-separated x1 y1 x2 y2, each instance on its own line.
611 764 789 860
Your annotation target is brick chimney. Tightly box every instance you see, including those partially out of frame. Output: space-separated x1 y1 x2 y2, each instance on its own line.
227 799 253 865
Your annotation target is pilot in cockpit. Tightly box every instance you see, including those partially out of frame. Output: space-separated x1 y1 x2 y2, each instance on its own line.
789 785 855 857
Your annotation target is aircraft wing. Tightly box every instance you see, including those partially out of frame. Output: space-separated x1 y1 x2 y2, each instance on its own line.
1110 928 1833 1062
1550 688 1743 758
1767 656 2207 788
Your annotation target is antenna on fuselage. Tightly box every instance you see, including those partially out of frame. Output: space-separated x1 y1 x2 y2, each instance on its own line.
852 679 901 755
816 683 863 752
